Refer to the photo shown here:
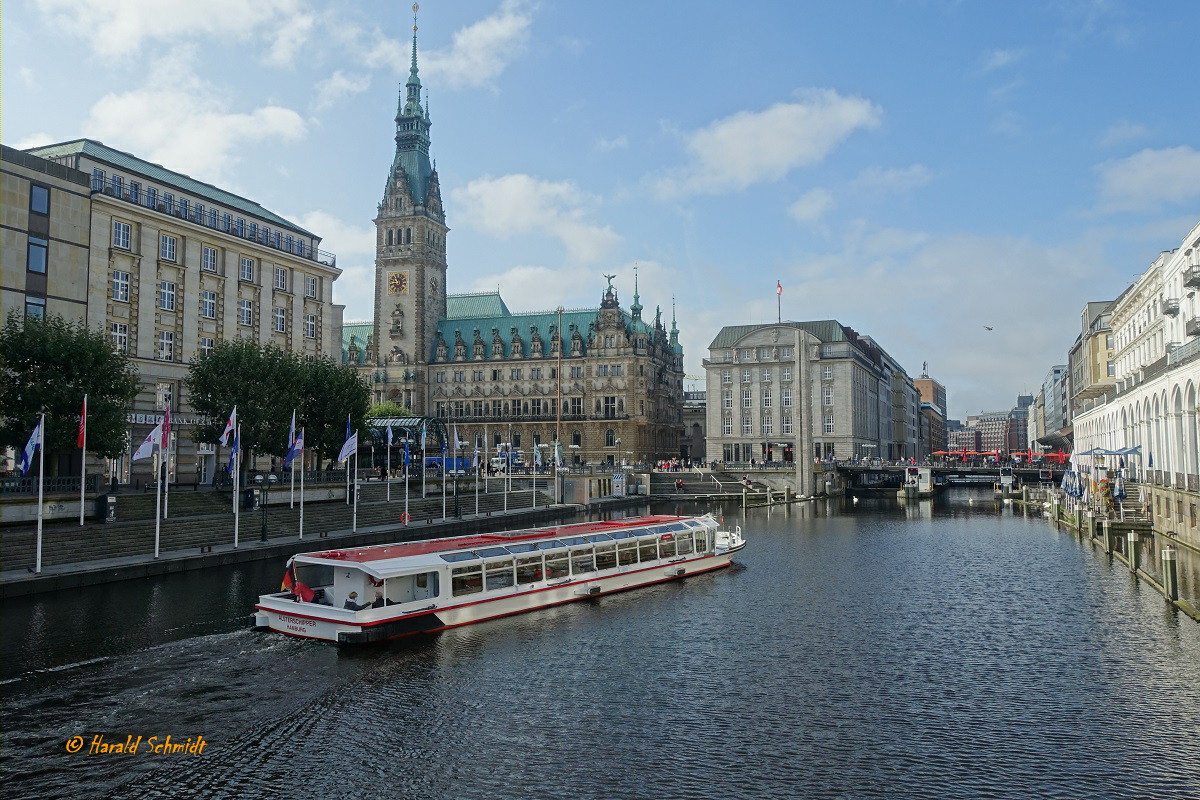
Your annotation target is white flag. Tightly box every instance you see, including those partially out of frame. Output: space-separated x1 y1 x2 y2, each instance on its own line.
338 431 358 463
133 420 164 461
219 406 236 446
19 418 44 476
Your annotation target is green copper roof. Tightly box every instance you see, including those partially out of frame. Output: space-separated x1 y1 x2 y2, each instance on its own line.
446 292 511 319
342 322 373 365
24 139 317 238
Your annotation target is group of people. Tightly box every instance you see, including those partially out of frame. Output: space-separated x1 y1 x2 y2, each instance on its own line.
343 590 396 611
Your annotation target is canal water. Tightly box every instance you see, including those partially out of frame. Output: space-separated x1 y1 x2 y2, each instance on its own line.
4 492 1199 800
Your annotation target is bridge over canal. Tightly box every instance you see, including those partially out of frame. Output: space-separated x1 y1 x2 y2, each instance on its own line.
832 463 1067 490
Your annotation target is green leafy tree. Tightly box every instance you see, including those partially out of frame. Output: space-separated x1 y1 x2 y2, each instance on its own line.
0 312 139 463
186 339 304 469
301 356 370 464
367 400 411 418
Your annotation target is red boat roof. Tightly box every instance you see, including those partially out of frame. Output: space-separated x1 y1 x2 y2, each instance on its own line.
302 515 692 564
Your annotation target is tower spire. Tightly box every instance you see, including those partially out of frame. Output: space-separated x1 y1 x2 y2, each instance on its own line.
631 263 643 320
402 3 423 117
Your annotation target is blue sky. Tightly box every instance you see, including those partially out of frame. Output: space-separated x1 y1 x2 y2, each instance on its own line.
6 0 1199 419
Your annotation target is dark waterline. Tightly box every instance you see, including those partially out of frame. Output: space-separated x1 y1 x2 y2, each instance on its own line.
3 492 1199 800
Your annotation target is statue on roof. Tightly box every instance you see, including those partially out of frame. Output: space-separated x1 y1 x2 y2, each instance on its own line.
603 273 616 290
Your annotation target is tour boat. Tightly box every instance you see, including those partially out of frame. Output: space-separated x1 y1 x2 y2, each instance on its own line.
253 514 745 644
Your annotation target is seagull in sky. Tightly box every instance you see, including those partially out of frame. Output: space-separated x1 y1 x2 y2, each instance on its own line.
983 325 994 331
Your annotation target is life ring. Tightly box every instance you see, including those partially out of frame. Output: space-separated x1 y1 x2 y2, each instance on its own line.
400 511 412 524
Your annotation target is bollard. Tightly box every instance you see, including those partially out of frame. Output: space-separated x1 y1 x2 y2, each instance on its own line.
1126 530 1138 573
1101 519 1112 553
767 488 772 504
742 487 747 509
1161 548 1179 601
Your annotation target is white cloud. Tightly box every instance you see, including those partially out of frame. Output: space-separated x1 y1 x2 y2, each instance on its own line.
653 90 882 197
18 67 35 86
1097 119 1150 148
9 132 58 150
981 48 1024 72
313 70 371 112
1095 146 1200 212
452 174 620 264
83 60 305 183
361 0 533 89
787 188 834 223
294 210 376 317
35 0 312 63
595 135 629 152
852 164 933 194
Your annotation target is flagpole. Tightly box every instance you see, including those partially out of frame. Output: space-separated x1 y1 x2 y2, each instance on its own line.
233 423 241 549
163 429 170 520
475 437 480 516
484 423 489 495
345 415 351 505
442 435 447 521
422 431 427 501
352 451 359 532
404 437 410 526
79 394 87 526
153 448 162 559
386 428 392 503
299 428 306 539
36 413 45 574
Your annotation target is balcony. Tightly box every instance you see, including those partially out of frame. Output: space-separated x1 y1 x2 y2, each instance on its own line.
1162 297 1180 316
1186 316 1200 338
1184 265 1200 288
92 176 336 268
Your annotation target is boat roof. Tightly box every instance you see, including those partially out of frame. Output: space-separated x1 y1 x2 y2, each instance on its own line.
295 515 708 575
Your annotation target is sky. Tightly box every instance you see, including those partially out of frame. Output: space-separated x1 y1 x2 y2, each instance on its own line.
5 0 1199 420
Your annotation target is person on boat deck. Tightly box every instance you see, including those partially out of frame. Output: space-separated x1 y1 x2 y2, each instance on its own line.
371 590 386 609
344 591 371 611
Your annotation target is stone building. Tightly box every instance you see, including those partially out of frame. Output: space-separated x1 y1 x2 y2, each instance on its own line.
680 389 707 463
344 27 684 465
703 320 919 467
914 373 947 455
23 139 342 486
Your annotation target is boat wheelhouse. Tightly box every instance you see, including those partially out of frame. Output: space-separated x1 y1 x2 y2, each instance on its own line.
254 514 745 644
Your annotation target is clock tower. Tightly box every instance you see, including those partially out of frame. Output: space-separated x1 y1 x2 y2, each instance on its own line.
371 4 447 414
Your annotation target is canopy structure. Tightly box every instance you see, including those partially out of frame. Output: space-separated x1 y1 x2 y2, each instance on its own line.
362 417 448 449
1075 446 1142 457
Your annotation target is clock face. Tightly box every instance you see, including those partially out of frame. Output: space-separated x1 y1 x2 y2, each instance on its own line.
387 271 409 295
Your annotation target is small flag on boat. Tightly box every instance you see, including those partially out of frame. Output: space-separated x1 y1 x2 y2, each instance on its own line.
19 418 44 477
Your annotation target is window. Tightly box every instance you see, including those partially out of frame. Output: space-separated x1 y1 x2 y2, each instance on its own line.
156 382 174 410
782 388 793 407
472 369 484 381
597 365 609 377
822 365 833 380
510 368 523 380
113 221 131 250
742 389 752 408
741 369 751 383
823 386 833 406
763 388 772 408
240 257 254 281
453 370 465 383
200 337 215 355
160 234 176 261
180 198 189 218
783 414 793 434
305 275 318 298
780 347 792 358
570 366 584 378
30 184 49 215
722 416 733 435
741 417 752 435
530 367 542 380
823 415 834 434
782 367 792 381
612 365 622 376
223 213 232 232
238 299 253 326
722 369 732 384
435 371 446 383
270 307 285 333
274 267 289 291
762 417 773 435
27 237 48 274
111 175 123 196
25 297 46 321
605 429 616 447
762 368 772 382
147 187 158 208
1107 361 1115 377
159 281 176 311
201 246 217 272
156 330 175 362
722 389 733 409
112 271 130 302
110 323 128 353
491 369 502 381
1105 334 1114 349
200 291 217 319
304 314 316 339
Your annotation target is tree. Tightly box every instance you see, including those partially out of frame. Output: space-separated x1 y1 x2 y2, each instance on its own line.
301 356 370 464
0 312 139 462
367 401 411 418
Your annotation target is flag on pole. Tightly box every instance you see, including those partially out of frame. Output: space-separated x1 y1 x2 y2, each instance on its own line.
284 410 303 467
338 417 358 463
776 280 783 296
403 436 410 466
386 425 393 447
535 444 543 468
219 406 237 446
77 396 87 448
19 418 44 476
226 426 240 473
473 439 480 469
161 405 171 448
133 418 164 461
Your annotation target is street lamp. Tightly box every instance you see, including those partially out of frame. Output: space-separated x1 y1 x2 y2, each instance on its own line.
615 437 622 470
254 472 278 543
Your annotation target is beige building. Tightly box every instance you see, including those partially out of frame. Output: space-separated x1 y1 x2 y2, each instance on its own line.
25 139 342 486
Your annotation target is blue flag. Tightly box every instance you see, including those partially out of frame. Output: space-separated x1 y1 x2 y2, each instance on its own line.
285 428 303 468
403 437 410 466
19 417 44 477
226 426 239 474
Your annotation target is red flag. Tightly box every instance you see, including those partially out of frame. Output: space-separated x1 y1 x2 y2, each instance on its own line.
77 395 87 448
281 561 296 592
776 280 783 296
161 405 171 448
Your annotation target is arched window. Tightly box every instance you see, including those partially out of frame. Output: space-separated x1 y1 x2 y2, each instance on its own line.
386 229 393 246
405 227 412 244
572 431 582 447
605 429 616 447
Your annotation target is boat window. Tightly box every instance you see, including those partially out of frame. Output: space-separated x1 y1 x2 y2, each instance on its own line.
587 533 614 543
560 536 589 546
676 533 694 556
476 547 510 558
570 547 595 575
617 541 638 566
451 564 483 596
658 534 677 559
651 525 673 536
484 559 515 591
609 530 632 540
667 523 689 533
516 555 543 584
296 563 334 589
534 540 567 551
638 537 658 562
695 529 710 552
505 543 538 554
441 551 479 563
544 553 569 580
594 544 617 570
